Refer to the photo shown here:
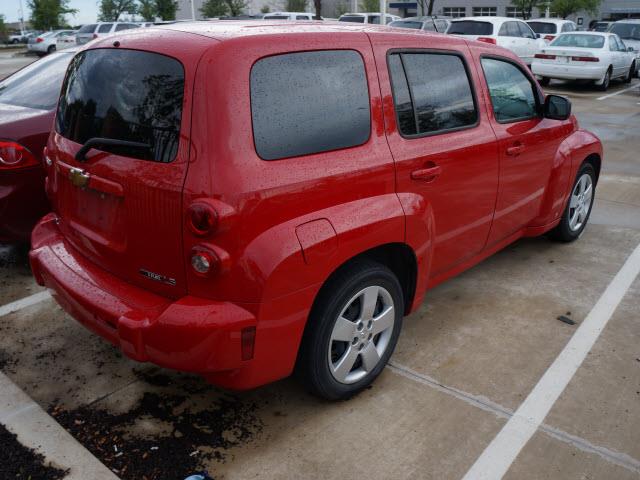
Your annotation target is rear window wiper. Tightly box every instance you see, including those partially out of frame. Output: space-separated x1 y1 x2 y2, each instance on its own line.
75 137 151 162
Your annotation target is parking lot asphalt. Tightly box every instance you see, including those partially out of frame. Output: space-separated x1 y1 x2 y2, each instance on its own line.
0 50 35 80
0 68 639 479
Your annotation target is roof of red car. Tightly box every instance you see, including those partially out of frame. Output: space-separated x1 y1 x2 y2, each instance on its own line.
155 20 447 41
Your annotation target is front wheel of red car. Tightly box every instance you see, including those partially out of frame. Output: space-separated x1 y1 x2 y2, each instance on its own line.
549 163 596 242
297 260 404 400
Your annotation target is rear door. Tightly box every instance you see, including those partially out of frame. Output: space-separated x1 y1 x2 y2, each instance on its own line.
516 21 540 64
371 35 500 277
49 46 199 298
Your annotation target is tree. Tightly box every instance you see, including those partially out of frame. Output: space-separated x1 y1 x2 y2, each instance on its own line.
510 0 539 19
224 0 247 16
260 4 270 12
154 0 178 20
335 1 348 15
28 0 77 30
313 0 321 19
201 0 227 16
359 0 378 11
138 0 157 20
550 0 600 18
285 0 307 11
99 0 137 21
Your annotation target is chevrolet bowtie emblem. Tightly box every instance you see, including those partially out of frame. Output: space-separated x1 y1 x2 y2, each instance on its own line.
69 167 90 188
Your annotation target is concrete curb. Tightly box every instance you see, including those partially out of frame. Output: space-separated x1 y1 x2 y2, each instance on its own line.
0 371 119 480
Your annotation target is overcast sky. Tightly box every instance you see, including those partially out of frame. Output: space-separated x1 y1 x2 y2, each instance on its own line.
1 0 101 26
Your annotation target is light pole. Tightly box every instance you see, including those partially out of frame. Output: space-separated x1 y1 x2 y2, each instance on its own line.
380 0 386 24
18 0 25 32
190 0 196 20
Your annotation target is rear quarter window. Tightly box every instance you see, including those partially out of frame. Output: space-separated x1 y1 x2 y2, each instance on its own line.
250 50 371 161
56 49 185 163
78 24 97 33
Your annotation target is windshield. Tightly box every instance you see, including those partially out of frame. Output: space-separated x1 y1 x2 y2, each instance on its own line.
77 24 96 33
527 22 557 34
0 52 74 110
550 33 605 48
609 23 640 40
389 20 423 29
56 49 185 163
448 21 493 35
339 15 365 23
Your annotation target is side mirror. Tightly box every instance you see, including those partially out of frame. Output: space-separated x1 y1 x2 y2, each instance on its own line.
536 33 541 38
628 46 635 52
544 94 571 120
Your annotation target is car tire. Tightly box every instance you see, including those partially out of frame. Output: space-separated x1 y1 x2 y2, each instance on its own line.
11 39 18 44
47 45 56 54
596 68 611 91
549 162 596 243
296 259 404 400
539 76 551 86
625 62 635 83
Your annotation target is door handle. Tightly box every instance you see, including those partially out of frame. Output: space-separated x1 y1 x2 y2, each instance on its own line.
506 144 525 156
411 165 442 182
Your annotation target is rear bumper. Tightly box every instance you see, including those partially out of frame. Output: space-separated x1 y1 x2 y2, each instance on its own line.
30 213 257 378
532 62 606 80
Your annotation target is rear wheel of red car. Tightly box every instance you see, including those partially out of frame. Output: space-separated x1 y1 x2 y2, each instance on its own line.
549 163 596 242
297 260 404 400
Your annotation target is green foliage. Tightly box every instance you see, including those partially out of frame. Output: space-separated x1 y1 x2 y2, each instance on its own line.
285 0 307 11
510 0 539 19
138 0 157 20
260 4 270 12
201 0 228 17
28 0 77 30
550 0 600 17
154 0 178 19
0 14 6 35
225 0 247 16
359 0 378 12
99 0 138 21
335 1 348 15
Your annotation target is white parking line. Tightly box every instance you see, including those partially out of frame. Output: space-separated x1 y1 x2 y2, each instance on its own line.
387 363 640 475
0 371 118 479
461 242 640 480
0 290 51 318
596 84 639 101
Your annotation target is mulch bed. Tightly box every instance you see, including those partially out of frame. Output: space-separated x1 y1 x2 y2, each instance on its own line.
0 423 67 479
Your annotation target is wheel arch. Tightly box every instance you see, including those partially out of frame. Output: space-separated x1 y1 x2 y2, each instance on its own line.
583 152 601 184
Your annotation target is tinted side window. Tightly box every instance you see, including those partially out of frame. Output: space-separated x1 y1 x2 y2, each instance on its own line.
561 23 574 32
518 22 535 39
423 19 436 31
115 23 136 31
388 52 477 136
78 24 97 33
56 49 185 163
481 58 537 123
499 21 519 37
98 23 113 33
250 50 370 160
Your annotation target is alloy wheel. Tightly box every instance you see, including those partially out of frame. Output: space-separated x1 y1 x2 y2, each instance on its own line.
568 173 593 232
327 285 395 384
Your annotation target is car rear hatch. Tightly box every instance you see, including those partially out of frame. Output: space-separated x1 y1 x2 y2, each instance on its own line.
48 46 194 299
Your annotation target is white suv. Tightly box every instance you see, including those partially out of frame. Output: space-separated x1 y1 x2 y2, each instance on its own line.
448 16 545 66
338 13 400 24
75 22 140 45
527 18 576 44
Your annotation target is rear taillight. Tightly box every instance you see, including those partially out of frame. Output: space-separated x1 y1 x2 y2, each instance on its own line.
187 202 218 237
535 53 557 59
0 141 39 170
544 35 555 41
190 246 219 276
571 56 599 62
477 37 496 45
36 37 43 43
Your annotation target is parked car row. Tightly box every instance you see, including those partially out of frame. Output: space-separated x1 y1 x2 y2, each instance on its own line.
1 20 603 399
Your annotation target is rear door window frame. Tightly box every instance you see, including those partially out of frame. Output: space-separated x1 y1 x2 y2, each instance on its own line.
386 48 480 140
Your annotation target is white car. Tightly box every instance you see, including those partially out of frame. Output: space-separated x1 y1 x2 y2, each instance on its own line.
27 30 76 55
263 12 316 20
527 18 576 44
447 17 545 66
338 13 400 25
608 19 640 75
532 32 636 90
75 22 140 45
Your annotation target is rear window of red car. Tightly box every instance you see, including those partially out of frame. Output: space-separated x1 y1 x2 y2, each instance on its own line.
55 49 184 163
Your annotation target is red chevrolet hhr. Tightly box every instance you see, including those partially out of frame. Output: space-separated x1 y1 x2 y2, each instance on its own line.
30 22 602 400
